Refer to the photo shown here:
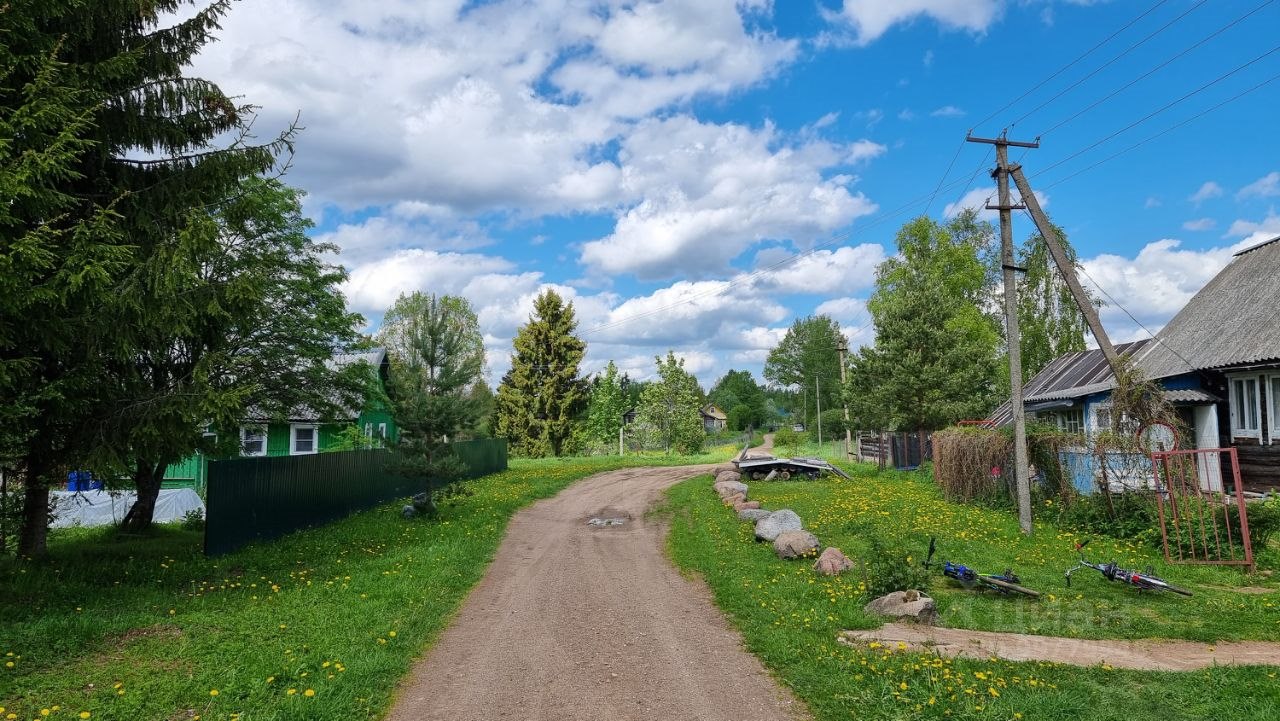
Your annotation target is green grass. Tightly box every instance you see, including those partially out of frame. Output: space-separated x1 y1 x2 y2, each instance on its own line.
0 452 722 721
664 466 1280 721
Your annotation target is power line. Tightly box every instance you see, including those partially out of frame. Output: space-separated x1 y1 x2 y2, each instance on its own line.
1031 45 1280 180
923 139 966 216
1023 208 1200 375
1040 0 1277 138
582 169 986 337
971 0 1172 131
1008 0 1210 129
1039 69 1280 191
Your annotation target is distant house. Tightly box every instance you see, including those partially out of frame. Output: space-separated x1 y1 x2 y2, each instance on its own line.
162 348 398 490
991 236 1280 492
701 404 728 433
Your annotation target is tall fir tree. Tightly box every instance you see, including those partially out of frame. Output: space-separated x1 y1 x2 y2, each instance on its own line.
3 1 295 553
494 290 587 457
635 352 705 455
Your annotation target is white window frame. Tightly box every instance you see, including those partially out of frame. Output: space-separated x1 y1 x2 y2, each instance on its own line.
364 422 374 438
290 424 319 455
1228 374 1262 439
1090 403 1112 434
378 422 388 439
240 426 268 457
1268 374 1280 445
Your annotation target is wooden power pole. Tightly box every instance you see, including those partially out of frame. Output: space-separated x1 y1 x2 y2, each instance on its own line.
838 337 852 460
967 131 1035 535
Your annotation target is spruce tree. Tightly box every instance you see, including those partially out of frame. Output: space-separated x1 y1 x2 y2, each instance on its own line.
3 1 294 553
378 293 486 513
494 290 587 457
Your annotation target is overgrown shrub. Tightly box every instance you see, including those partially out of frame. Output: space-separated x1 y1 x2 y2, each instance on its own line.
1242 492 1280 550
1057 490 1160 545
180 508 206 531
860 535 932 598
772 427 803 454
931 426 1010 502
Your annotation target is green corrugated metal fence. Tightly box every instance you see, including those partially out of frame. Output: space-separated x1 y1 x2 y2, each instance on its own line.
204 439 507 555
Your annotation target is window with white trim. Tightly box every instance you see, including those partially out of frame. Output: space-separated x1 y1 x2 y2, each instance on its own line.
241 426 267 457
1269 375 1280 445
1092 404 1112 433
1229 376 1261 438
290 424 318 455
364 422 373 438
378 422 388 439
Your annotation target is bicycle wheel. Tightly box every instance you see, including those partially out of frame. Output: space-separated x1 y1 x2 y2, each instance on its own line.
984 577 1041 598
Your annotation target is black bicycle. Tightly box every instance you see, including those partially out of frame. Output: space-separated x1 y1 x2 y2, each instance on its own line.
1064 540 1192 596
924 537 1041 597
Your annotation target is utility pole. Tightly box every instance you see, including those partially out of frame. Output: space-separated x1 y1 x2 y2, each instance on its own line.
1009 166 1121 372
838 337 852 460
816 376 823 447
967 131 1035 535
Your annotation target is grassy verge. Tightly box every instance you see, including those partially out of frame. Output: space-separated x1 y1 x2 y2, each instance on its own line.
664 467 1280 721
0 453 718 721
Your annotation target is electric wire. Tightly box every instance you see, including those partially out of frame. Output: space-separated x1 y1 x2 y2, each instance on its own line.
971 0 1173 131
1030 45 1280 180
1039 0 1276 138
1008 0 1210 129
1038 69 1280 191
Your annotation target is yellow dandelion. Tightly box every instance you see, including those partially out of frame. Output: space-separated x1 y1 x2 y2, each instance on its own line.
287 689 297 696
209 689 219 696
303 689 315 697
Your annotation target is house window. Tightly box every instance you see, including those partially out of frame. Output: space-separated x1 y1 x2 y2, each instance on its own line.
1092 404 1112 433
290 424 318 455
378 423 388 439
364 422 373 438
1269 375 1280 444
1059 408 1084 434
1230 376 1261 438
241 426 267 457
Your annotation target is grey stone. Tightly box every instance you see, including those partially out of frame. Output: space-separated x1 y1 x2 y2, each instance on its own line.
714 480 748 498
754 509 802 542
738 508 772 522
733 499 761 512
401 505 417 519
864 590 938 624
773 530 820 559
812 547 853 575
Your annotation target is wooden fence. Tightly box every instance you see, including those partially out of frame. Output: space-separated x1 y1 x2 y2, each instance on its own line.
204 439 507 555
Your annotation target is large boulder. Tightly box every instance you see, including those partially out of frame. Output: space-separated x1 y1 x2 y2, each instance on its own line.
864 590 937 624
754 509 802 542
738 508 772 522
773 530 820 559
813 547 853 575
714 480 748 498
712 464 739 476
722 492 745 507
715 471 742 487
733 499 761 512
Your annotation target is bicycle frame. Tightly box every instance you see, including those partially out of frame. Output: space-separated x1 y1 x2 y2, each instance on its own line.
925 537 1035 595
1065 540 1190 595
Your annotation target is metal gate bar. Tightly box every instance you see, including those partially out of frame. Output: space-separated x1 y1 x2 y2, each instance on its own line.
1151 447 1253 570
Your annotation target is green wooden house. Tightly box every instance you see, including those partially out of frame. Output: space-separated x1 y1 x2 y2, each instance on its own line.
163 349 398 491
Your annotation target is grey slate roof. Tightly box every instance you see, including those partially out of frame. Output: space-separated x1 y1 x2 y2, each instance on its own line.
1132 236 1280 379
988 341 1150 425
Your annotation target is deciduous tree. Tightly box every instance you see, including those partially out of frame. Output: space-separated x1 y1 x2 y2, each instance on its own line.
584 361 627 449
636 352 705 455
764 316 844 427
847 214 1001 431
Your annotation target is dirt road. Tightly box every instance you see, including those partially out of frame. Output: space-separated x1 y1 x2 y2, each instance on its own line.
385 460 806 721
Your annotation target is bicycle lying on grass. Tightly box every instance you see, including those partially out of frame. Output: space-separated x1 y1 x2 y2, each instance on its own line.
1064 539 1192 596
924 537 1041 597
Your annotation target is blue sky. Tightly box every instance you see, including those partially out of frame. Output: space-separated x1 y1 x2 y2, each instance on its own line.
190 0 1280 388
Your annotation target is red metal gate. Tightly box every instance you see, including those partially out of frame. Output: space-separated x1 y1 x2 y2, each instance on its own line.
1151 448 1253 570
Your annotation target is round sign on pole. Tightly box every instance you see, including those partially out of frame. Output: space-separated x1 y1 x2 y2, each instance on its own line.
1137 421 1178 454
